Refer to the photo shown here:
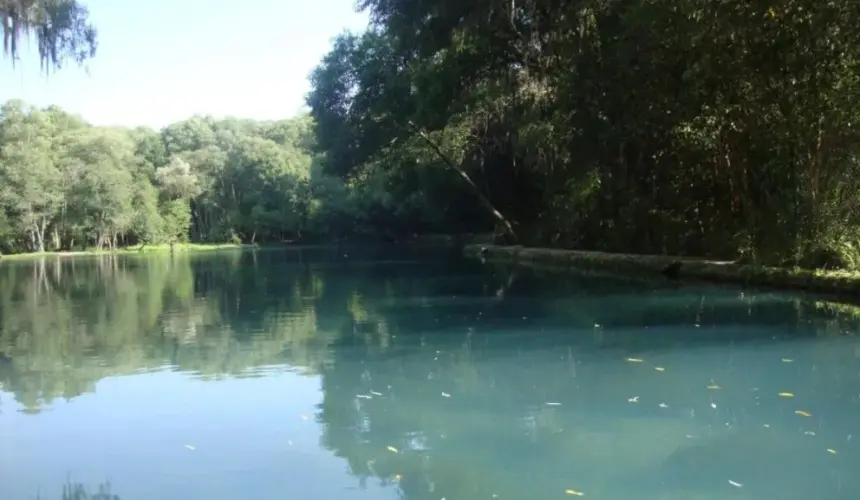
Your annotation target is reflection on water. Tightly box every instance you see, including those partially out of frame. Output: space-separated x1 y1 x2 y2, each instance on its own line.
0 246 859 500
48 481 119 500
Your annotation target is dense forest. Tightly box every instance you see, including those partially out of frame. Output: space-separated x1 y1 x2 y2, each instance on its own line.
5 0 860 269
0 102 408 253
305 0 860 268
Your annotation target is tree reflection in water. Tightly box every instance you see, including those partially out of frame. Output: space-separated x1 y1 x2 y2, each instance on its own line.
2 247 860 500
34 480 120 500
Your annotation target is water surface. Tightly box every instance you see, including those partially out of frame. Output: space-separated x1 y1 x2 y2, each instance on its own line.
1 247 859 500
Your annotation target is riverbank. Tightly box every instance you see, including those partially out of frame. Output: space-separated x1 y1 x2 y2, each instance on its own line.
0 234 492 261
463 244 860 294
0 243 255 261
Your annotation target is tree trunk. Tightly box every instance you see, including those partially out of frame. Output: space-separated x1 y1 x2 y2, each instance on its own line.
32 218 47 253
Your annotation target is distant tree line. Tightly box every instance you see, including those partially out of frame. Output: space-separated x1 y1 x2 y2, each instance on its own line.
0 97 489 255
0 101 383 253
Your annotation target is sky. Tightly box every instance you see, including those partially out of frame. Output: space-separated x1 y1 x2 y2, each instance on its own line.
0 0 369 129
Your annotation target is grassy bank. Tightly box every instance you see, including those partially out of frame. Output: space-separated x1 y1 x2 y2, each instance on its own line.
0 235 490 261
463 244 860 294
0 243 256 261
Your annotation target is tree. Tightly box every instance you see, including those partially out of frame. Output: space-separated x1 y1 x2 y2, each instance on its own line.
1 0 97 72
0 99 345 254
305 0 860 267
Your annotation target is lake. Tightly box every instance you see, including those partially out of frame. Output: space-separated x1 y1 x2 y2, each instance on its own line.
0 246 858 500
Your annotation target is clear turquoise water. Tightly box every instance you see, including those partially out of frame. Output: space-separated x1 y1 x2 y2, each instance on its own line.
0 247 858 500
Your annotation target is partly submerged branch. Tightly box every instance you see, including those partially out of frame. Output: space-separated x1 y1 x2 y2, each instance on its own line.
406 121 517 241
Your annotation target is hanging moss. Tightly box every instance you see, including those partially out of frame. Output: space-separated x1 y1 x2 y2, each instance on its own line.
0 0 97 72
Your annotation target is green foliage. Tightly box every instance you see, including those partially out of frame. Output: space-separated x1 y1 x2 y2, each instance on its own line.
9 0 860 266
0 0 97 72
305 0 860 269
0 100 375 254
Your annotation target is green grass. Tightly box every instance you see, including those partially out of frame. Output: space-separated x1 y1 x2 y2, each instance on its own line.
0 242 257 260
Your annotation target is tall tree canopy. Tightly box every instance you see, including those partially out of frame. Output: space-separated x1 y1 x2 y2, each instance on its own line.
5 0 860 271
307 0 860 269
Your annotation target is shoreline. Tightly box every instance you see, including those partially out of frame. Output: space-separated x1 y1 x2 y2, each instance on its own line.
0 234 490 261
0 243 256 261
463 244 860 294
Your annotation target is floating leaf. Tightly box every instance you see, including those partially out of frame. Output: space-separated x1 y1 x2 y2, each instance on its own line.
795 410 813 417
781 358 794 363
387 446 399 453
626 357 644 363
654 367 665 372
728 480 743 488
565 489 585 496
545 402 562 406
184 444 196 451
707 384 721 390
827 448 837 455
441 392 451 398
778 392 794 398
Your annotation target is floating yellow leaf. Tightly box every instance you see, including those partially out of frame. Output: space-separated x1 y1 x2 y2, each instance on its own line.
387 446 399 453
654 367 665 372
778 392 794 398
827 448 837 455
707 384 721 390
626 357 644 363
565 489 585 496
795 410 813 417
